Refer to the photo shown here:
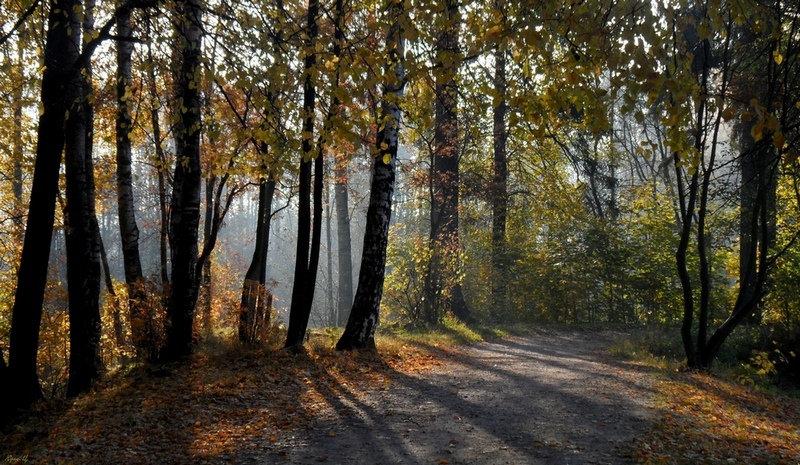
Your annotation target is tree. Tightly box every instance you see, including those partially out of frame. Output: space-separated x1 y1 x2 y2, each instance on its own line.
422 0 470 324
115 6 147 355
656 0 800 368
164 0 204 360
334 155 354 326
490 0 509 318
63 0 105 396
285 0 324 349
337 0 406 350
332 0 354 327
240 168 277 342
6 0 82 410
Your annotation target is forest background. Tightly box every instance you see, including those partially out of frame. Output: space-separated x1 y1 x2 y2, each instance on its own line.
0 0 799 418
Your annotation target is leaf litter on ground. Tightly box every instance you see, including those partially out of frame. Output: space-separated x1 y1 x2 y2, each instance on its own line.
635 370 800 464
0 336 448 465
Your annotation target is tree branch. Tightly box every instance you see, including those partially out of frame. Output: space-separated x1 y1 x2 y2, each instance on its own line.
0 0 41 47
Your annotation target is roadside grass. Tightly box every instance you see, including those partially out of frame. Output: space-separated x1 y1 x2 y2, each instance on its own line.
611 326 800 464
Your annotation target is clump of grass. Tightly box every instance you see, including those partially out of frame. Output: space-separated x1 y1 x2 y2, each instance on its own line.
608 326 683 371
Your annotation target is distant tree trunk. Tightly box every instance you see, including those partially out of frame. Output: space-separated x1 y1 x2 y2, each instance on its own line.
285 0 322 349
116 7 147 354
157 157 170 287
145 13 170 287
334 155 354 326
195 172 238 323
98 232 125 347
336 0 405 350
12 28 25 235
491 14 508 319
330 0 353 328
325 174 335 325
200 174 216 330
423 0 470 324
164 0 203 360
239 169 276 343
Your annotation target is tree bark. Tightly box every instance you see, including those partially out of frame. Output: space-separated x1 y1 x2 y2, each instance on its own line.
7 0 79 409
285 0 322 349
325 174 335 325
334 155 354 326
336 0 405 350
200 174 216 330
145 13 171 287
239 170 276 343
491 14 508 319
164 0 203 360
331 0 354 328
423 0 470 324
98 231 125 347
116 7 148 354
12 26 25 235
64 0 104 397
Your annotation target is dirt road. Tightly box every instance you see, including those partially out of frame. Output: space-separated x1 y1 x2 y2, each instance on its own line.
245 329 655 464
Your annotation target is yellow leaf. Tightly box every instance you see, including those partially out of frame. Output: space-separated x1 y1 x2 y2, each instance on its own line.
697 23 710 40
773 50 784 65
382 154 391 165
773 131 785 149
751 121 764 141
486 25 502 39
722 106 735 121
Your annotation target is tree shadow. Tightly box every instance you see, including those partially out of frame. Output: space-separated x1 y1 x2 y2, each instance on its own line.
240 331 656 464
1 330 659 464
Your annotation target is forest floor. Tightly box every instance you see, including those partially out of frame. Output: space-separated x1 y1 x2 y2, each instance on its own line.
2 326 799 464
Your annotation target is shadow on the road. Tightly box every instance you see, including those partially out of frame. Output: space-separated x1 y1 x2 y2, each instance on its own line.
249 330 655 464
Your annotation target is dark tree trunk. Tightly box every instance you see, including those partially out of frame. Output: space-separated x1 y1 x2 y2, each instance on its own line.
336 0 405 351
737 120 778 327
7 0 79 409
698 26 779 367
239 170 276 343
423 0 470 324
164 0 203 360
64 0 104 397
285 0 322 349
491 19 508 319
116 7 147 354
